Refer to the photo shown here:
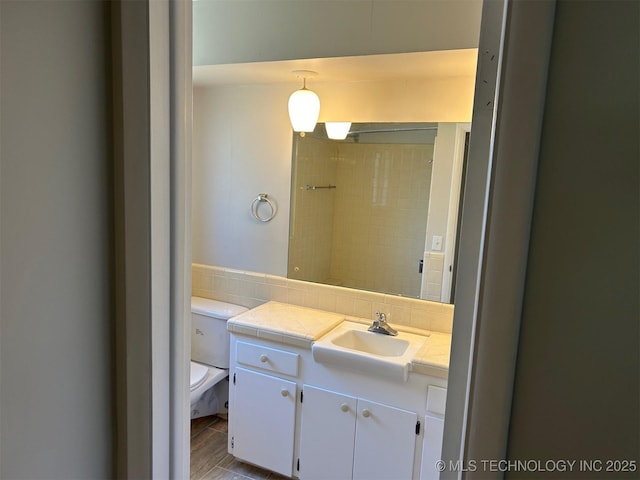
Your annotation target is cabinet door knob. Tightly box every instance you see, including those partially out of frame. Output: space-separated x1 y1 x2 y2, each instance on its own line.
280 389 289 397
361 409 371 418
340 403 349 412
260 354 268 363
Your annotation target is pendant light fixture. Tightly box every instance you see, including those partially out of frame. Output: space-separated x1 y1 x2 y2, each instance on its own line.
288 70 320 136
325 122 352 140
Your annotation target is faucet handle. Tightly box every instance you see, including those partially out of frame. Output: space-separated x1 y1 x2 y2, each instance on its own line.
369 311 397 336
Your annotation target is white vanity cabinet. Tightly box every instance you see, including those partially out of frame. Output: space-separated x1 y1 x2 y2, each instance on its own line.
298 384 418 480
229 341 300 477
228 324 448 480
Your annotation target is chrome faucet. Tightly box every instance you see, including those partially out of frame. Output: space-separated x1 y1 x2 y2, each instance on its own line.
368 311 398 336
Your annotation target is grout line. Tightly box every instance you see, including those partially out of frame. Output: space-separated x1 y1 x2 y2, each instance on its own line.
215 465 256 479
207 424 228 434
194 464 217 480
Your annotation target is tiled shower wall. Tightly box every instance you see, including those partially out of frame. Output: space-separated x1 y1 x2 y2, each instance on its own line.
289 139 433 297
192 263 454 334
423 252 445 302
331 143 433 297
287 136 337 284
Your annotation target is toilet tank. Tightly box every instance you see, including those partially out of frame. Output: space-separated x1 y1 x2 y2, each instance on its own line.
191 297 248 369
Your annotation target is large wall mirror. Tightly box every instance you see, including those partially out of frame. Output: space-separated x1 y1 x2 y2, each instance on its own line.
192 52 476 306
288 122 469 302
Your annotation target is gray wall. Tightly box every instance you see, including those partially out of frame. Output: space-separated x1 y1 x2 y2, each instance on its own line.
0 1 113 478
507 0 639 474
193 0 482 66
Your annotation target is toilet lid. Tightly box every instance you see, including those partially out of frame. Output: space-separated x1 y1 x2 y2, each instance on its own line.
190 362 209 391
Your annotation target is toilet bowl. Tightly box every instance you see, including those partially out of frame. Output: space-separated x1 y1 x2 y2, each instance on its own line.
190 297 248 419
190 361 227 406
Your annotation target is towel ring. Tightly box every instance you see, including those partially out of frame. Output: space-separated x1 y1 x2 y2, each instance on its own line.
251 193 276 222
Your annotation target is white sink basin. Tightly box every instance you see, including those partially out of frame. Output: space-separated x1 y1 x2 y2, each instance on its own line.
312 321 429 382
331 329 410 357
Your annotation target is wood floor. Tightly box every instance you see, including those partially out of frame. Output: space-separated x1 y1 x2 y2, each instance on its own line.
191 415 289 480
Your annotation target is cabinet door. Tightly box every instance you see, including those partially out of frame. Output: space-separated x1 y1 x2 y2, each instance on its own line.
298 385 357 479
419 415 445 480
232 367 297 477
352 399 417 480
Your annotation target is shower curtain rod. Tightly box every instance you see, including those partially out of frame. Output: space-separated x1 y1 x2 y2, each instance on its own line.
348 126 438 135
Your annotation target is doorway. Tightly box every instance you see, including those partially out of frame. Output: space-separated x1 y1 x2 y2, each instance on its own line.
178 1 532 478
186 3 485 479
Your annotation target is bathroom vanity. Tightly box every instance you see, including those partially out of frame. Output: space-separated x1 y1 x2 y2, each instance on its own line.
227 301 451 480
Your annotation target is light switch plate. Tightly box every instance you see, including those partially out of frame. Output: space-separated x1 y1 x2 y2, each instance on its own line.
431 235 443 251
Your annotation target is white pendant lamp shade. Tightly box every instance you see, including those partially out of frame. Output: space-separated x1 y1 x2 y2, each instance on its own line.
325 122 352 140
288 87 320 132
288 71 320 133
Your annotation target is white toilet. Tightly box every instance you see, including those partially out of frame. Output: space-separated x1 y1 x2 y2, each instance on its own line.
190 296 247 419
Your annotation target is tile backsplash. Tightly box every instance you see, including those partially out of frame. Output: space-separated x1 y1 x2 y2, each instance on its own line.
192 263 454 334
422 251 445 302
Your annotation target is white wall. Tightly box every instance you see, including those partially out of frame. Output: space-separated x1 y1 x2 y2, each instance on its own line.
317 77 475 123
192 84 293 275
0 1 112 478
427 124 458 247
193 0 482 66
420 124 458 300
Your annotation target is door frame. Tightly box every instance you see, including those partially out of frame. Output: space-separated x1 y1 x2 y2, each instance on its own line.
117 0 557 477
442 0 556 476
113 0 191 478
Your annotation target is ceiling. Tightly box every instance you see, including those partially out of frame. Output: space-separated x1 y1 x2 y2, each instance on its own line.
192 49 478 87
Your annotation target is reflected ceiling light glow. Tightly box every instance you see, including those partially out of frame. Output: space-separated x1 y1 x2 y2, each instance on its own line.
325 122 352 140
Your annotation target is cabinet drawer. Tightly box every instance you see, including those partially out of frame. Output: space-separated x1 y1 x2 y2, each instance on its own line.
236 341 299 377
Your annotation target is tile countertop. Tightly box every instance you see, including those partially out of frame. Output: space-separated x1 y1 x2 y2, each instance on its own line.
227 301 345 348
410 332 451 379
227 301 451 380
